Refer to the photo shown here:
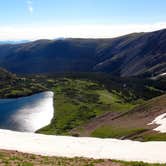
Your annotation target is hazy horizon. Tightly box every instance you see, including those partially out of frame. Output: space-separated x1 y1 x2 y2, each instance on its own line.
0 0 166 40
0 27 166 42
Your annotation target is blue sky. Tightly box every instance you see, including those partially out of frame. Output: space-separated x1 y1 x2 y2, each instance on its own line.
0 0 166 40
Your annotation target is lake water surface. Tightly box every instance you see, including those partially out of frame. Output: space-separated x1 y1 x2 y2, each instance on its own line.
0 91 54 132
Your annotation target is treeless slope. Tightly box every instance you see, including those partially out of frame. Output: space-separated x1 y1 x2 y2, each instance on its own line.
73 94 166 140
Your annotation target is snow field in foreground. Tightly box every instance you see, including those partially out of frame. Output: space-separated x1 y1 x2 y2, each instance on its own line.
0 129 166 163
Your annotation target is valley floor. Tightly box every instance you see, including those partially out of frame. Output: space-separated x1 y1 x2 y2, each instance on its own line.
0 129 166 164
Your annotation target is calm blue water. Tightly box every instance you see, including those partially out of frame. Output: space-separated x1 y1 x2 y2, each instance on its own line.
0 91 54 132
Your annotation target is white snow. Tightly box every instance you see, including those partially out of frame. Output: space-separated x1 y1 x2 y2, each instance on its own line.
0 91 54 132
149 113 166 133
159 73 166 76
0 129 166 163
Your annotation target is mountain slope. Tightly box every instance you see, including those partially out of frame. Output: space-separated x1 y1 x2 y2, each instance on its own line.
0 29 166 76
73 94 166 141
0 68 46 98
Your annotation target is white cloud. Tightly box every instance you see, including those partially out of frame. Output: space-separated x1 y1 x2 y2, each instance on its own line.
0 22 166 40
27 0 34 14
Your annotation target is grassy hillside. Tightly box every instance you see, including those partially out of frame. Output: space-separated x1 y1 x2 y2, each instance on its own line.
37 78 135 135
0 149 164 166
0 68 46 98
0 69 165 137
75 94 166 141
54 72 166 101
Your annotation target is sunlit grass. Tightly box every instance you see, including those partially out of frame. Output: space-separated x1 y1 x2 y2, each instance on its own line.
38 78 136 135
91 125 147 138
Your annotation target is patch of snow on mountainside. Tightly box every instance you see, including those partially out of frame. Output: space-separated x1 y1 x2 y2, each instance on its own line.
149 113 166 133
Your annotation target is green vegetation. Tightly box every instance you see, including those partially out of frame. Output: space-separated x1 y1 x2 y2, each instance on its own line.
0 150 164 166
91 125 147 138
0 150 104 166
53 72 166 101
0 69 46 98
113 160 165 166
89 94 166 141
0 69 165 138
38 78 135 135
141 133 166 141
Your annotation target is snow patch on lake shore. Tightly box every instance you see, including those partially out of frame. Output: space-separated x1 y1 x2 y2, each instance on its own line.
0 129 166 163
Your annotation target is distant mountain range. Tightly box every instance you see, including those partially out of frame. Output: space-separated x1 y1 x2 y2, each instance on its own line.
0 29 166 77
0 40 29 45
